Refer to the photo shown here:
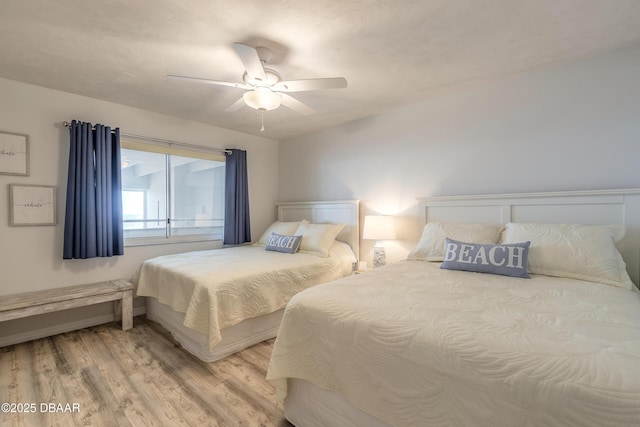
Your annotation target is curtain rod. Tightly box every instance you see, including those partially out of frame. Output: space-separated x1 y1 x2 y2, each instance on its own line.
61 121 232 155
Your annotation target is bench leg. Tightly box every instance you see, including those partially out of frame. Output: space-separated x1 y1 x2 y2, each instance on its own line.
113 290 133 331
121 290 133 330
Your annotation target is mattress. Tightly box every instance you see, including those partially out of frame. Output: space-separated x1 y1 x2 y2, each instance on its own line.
146 297 284 362
267 260 640 427
284 378 392 427
135 242 355 349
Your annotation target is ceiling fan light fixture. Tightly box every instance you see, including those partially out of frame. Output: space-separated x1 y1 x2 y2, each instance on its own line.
243 87 282 111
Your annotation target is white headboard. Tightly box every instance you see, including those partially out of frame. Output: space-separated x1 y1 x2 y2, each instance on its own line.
416 189 640 285
277 200 360 261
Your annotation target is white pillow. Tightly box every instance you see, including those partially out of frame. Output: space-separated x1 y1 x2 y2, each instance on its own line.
295 222 345 257
407 222 503 261
255 220 308 246
501 223 633 289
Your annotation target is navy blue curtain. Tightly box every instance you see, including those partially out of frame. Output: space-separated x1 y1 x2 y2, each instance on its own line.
223 149 251 245
63 120 124 259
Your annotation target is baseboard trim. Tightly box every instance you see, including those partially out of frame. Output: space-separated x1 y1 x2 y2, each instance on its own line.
0 306 145 347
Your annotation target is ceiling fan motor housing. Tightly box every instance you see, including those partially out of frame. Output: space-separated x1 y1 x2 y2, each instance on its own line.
242 68 281 87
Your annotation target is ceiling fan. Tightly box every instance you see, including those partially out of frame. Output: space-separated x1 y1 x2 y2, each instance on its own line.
168 42 348 131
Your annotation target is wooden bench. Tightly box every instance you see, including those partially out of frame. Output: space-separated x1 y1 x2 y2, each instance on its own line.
0 280 134 331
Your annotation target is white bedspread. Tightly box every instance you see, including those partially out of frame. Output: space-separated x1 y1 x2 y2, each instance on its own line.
267 261 640 427
135 243 355 349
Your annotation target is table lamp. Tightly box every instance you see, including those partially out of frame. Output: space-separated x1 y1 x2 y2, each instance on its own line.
363 215 397 267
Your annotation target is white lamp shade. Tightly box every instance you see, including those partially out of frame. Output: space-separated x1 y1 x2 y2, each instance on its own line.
243 87 282 111
362 215 396 240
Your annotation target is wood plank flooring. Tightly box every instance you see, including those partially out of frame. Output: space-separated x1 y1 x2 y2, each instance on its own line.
0 317 292 427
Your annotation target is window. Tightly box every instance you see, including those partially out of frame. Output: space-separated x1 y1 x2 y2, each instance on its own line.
121 141 225 244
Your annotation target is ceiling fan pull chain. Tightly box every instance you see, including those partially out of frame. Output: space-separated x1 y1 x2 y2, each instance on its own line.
260 110 265 132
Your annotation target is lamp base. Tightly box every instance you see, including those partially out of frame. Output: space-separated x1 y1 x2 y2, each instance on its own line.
373 246 386 268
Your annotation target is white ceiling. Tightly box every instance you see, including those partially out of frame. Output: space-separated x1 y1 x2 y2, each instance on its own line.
1 0 640 140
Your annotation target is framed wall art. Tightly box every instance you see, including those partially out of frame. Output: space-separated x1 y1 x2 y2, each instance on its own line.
9 184 56 226
0 131 29 176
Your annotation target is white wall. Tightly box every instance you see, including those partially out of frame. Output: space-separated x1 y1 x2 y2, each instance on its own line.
0 78 279 343
279 46 640 266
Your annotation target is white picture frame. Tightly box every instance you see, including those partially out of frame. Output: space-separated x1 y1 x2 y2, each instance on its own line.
9 184 57 226
0 131 29 176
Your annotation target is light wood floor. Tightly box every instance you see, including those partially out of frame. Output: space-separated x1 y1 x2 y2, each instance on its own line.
0 317 292 427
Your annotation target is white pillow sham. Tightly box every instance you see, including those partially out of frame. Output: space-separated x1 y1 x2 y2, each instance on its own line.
500 223 633 289
255 220 309 246
407 222 503 261
295 222 345 257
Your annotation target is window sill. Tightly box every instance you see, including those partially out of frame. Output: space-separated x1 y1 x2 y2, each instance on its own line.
124 235 223 247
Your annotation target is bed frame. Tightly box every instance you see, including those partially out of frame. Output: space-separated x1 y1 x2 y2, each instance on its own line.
417 189 640 285
146 199 360 362
283 189 640 426
277 199 360 261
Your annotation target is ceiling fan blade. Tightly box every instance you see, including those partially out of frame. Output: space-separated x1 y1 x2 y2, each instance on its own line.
280 94 314 115
233 42 267 83
273 77 347 92
167 74 250 89
225 97 245 112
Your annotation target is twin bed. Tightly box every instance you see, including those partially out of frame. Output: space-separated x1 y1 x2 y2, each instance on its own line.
267 189 640 427
135 200 359 361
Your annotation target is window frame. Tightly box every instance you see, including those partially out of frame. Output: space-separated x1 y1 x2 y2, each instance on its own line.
121 139 226 247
